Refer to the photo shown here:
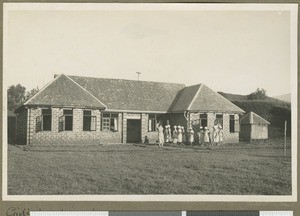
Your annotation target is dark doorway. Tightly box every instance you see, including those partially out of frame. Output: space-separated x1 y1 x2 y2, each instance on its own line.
127 119 141 143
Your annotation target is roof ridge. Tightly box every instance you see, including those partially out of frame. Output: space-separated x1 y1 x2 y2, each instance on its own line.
187 84 202 111
241 111 270 125
69 74 186 86
65 75 107 109
215 88 245 113
24 74 63 106
251 111 270 124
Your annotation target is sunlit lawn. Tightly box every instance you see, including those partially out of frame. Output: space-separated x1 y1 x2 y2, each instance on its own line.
7 139 291 195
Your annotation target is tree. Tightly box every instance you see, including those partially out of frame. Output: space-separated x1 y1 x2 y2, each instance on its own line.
7 84 26 112
7 84 39 112
248 88 267 100
24 86 39 102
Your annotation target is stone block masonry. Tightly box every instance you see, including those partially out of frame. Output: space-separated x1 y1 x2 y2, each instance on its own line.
18 107 240 145
189 112 239 144
27 108 121 146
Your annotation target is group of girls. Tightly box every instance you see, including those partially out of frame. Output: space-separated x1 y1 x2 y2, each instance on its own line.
157 124 196 147
197 124 224 146
157 123 224 147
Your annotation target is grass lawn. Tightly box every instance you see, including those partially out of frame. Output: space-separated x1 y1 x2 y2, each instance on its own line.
7 139 291 195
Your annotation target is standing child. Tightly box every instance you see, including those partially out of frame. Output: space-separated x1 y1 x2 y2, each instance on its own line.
204 127 210 146
158 123 164 148
172 125 178 144
189 127 194 145
212 125 219 145
200 126 204 145
218 125 224 146
177 126 182 144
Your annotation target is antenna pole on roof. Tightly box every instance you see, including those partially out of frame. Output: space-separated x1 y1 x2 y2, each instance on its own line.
136 72 141 81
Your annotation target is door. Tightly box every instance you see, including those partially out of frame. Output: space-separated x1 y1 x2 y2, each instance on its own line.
127 119 141 143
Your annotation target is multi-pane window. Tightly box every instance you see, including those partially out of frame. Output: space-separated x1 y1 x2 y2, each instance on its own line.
215 114 223 127
36 108 52 132
83 110 96 131
102 113 118 132
148 114 156 132
59 109 73 131
200 113 208 128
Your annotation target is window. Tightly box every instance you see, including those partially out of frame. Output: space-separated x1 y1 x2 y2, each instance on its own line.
59 109 73 131
36 108 52 132
215 114 223 127
230 114 240 133
101 113 118 132
230 115 235 133
200 113 208 128
83 110 96 131
148 114 156 132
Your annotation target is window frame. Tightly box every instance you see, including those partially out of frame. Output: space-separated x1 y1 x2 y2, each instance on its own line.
229 114 235 133
59 109 73 132
215 113 223 128
83 110 97 132
101 113 118 132
148 114 157 132
38 108 52 131
199 113 208 128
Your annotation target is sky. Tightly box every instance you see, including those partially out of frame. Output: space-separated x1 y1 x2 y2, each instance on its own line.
4 4 295 97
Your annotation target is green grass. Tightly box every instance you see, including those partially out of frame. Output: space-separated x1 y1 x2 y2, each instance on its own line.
7 140 292 195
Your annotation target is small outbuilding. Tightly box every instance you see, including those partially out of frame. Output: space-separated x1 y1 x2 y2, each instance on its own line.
240 111 270 141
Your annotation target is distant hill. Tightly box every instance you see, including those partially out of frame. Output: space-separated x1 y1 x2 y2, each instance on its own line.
218 91 291 138
272 93 291 103
218 91 289 104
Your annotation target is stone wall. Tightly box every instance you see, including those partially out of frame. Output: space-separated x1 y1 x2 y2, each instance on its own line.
21 108 241 145
189 112 239 144
28 108 122 145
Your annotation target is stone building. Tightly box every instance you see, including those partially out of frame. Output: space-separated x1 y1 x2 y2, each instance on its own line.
15 74 244 145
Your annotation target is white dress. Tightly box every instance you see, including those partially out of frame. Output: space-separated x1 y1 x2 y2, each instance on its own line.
189 130 194 143
177 128 182 143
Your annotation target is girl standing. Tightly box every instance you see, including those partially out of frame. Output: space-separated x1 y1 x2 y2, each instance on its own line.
172 125 178 144
189 127 194 145
204 127 210 145
177 126 182 144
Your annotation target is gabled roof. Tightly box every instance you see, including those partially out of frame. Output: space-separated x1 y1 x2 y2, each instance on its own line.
23 74 106 109
69 75 185 112
240 111 270 125
171 84 245 114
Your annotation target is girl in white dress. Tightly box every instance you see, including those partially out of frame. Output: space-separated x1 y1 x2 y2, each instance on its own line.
172 126 178 144
204 127 210 145
189 127 194 145
177 126 182 144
